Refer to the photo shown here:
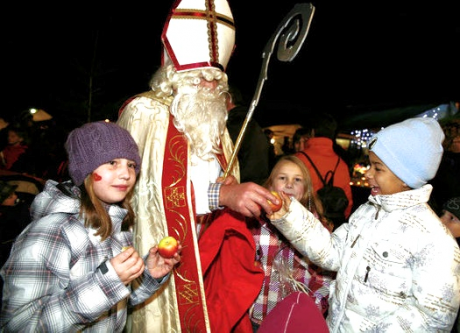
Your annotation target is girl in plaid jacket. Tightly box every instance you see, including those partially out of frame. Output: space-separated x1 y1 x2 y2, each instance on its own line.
249 155 335 330
1 122 181 332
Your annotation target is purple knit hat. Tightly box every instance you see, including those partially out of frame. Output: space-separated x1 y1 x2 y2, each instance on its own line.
65 121 141 186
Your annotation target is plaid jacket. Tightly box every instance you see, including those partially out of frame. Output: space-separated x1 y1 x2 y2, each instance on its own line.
250 217 335 325
1 180 165 332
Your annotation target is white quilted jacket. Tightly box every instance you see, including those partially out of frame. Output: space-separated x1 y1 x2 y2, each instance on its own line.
271 184 460 332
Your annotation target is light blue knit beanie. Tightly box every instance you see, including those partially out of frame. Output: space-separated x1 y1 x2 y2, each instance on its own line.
368 117 444 189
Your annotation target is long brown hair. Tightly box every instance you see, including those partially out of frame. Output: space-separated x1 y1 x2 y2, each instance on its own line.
79 175 136 241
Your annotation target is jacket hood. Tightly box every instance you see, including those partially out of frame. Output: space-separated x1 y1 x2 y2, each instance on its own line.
30 180 81 221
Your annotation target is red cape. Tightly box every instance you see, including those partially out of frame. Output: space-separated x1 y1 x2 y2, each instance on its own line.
199 209 264 332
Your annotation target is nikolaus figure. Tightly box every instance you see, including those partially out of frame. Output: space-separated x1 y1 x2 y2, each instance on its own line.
117 0 279 332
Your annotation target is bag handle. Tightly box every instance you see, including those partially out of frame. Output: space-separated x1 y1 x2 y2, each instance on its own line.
297 151 340 187
324 157 341 185
297 151 326 187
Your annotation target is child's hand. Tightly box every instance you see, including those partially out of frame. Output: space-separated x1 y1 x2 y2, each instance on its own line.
146 243 182 279
267 191 291 220
110 247 145 285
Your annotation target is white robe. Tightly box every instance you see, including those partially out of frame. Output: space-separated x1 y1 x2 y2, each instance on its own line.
117 92 239 332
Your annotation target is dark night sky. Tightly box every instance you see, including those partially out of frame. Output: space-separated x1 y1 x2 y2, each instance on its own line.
3 1 460 130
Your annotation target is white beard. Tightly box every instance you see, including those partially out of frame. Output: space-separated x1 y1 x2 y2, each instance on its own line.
171 85 228 159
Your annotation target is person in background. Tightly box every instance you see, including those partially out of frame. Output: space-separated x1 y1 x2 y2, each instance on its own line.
0 180 31 270
0 181 19 206
438 196 460 333
292 127 312 153
267 117 460 332
249 155 334 331
281 136 294 155
0 118 9 151
0 180 31 250
0 121 181 332
0 125 29 172
117 1 275 331
226 84 271 185
295 113 353 228
23 123 70 181
440 197 460 243
430 120 460 215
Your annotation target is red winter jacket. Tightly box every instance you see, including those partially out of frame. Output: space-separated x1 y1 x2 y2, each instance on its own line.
296 137 353 219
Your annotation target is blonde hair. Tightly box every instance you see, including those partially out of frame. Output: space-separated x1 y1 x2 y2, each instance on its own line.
264 155 324 217
79 175 136 241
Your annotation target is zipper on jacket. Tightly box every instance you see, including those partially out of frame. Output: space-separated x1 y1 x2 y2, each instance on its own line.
374 207 380 220
351 235 360 248
364 266 370 283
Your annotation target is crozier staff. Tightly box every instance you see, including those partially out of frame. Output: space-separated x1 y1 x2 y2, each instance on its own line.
117 0 280 331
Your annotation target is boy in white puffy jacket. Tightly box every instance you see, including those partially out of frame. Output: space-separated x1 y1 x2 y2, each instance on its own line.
268 117 460 332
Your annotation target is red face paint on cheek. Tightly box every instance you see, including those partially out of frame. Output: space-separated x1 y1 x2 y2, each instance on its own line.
93 173 102 181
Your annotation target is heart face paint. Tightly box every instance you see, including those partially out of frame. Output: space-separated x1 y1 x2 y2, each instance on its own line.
93 173 102 181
